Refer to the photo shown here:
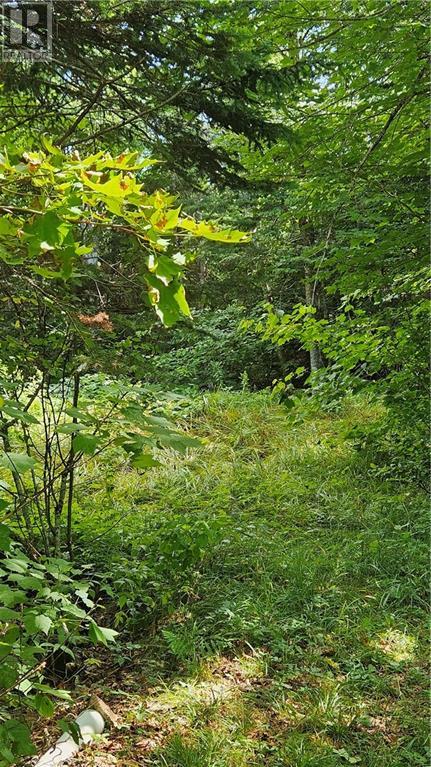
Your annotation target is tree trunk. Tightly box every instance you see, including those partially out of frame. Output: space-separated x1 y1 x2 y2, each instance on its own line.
304 267 324 374
66 372 80 558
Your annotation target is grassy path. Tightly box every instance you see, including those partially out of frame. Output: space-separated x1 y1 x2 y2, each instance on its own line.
73 393 428 767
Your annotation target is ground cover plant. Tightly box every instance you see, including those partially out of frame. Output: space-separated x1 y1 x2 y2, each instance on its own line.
60 393 429 766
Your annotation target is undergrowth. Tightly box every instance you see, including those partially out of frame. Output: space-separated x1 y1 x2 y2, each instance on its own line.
72 391 428 767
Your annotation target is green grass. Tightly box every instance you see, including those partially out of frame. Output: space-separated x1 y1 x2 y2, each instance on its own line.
75 391 429 767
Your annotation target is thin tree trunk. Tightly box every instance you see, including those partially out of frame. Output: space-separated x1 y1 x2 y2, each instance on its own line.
0 423 33 539
304 267 324 374
66 372 80 558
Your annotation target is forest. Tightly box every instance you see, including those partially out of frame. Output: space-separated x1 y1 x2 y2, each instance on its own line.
0 1 429 765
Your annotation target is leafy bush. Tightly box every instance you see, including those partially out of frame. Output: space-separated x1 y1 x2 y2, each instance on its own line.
0 524 116 766
0 142 247 558
77 509 229 631
250 274 430 486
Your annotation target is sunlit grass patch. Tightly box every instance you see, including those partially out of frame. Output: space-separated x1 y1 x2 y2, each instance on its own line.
140 651 268 722
151 728 256 767
373 629 417 663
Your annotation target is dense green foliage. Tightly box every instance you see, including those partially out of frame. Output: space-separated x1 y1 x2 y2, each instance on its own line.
0 0 302 180
0 531 117 763
74 394 429 765
0 0 428 763
0 147 245 755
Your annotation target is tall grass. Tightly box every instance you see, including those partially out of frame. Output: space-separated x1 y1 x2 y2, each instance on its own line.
75 391 429 766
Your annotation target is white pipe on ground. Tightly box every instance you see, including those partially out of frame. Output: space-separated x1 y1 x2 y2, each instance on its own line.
34 709 105 766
